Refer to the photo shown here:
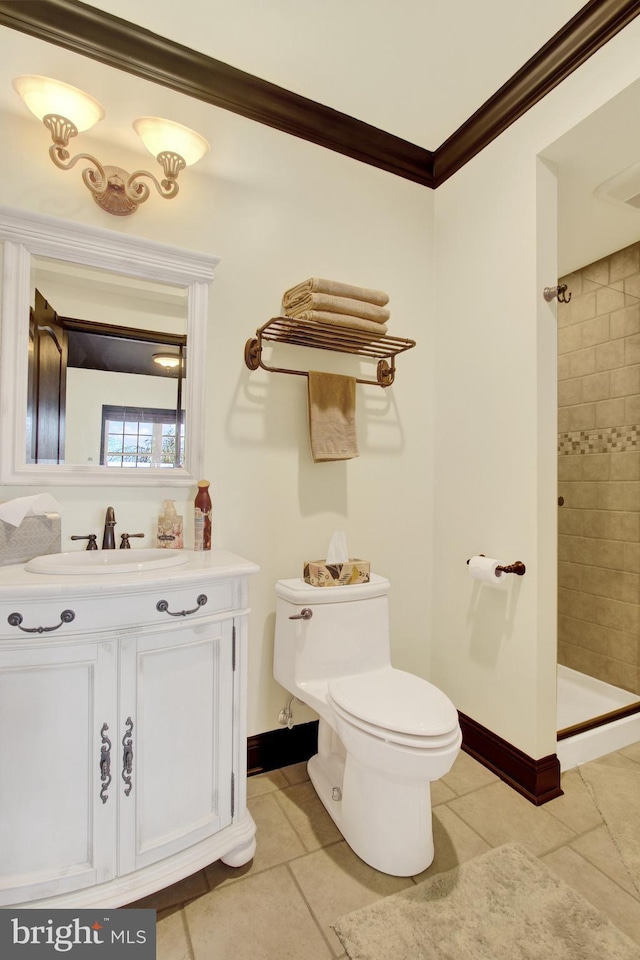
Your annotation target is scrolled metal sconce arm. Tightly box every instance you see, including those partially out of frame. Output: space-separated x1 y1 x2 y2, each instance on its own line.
44 115 185 216
126 151 185 204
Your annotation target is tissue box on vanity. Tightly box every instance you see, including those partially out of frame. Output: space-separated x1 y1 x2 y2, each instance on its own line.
303 558 370 587
0 513 61 567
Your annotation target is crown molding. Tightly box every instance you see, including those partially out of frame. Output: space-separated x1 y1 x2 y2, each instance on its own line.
0 0 639 189
0 0 434 187
434 0 640 186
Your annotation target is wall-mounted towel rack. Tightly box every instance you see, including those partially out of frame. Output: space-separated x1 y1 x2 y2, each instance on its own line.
244 317 416 387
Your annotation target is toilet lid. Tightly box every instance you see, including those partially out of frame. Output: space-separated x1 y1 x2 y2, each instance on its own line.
328 669 459 737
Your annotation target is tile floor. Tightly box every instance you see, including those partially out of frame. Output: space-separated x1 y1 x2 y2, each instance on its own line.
132 744 640 959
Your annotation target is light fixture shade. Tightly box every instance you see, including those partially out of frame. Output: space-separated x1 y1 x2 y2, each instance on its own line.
133 117 209 166
153 353 181 369
13 75 105 131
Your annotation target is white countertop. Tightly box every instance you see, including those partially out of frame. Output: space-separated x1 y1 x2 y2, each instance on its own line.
0 547 259 600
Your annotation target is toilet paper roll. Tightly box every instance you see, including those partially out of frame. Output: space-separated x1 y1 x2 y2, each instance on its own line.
468 555 506 586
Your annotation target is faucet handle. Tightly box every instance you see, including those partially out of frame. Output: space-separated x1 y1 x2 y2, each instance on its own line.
71 534 98 551
120 533 145 549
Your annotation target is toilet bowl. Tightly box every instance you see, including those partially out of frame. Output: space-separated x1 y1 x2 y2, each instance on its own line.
274 575 461 876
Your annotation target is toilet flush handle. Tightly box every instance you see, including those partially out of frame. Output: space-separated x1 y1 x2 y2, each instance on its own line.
289 608 313 620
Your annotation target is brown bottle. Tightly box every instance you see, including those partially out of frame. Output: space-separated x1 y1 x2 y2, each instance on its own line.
194 480 212 551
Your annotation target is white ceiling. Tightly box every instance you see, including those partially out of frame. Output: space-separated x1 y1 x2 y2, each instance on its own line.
82 0 586 148
542 75 640 275
1 1 640 276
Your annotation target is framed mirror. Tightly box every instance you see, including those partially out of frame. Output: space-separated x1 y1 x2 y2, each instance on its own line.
0 206 219 485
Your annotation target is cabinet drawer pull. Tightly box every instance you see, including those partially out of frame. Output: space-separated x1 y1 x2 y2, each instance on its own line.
155 594 208 617
99 723 112 804
7 609 75 634
122 717 134 797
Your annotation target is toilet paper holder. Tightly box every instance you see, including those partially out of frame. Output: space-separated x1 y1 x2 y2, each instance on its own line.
466 556 526 576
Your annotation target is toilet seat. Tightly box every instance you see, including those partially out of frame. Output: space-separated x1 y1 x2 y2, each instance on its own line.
327 668 460 748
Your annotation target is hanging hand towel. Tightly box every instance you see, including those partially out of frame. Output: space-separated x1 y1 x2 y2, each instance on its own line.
284 278 389 308
307 371 359 462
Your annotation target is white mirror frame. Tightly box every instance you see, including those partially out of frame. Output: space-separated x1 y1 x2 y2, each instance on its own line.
0 206 219 486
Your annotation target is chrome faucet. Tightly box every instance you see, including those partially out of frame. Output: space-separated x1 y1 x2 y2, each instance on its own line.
102 506 116 549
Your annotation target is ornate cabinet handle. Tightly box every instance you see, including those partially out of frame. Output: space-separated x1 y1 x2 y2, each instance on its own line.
8 609 75 634
122 717 134 796
155 594 207 617
99 723 112 804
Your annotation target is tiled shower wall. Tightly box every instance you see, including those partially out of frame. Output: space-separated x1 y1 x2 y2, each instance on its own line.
558 242 640 698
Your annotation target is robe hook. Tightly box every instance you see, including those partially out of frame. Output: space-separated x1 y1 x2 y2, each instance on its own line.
543 284 572 304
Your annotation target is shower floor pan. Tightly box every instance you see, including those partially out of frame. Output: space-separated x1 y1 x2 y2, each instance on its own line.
557 665 640 771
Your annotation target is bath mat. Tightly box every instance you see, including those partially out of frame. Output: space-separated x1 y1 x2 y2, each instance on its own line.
579 760 640 897
332 842 640 960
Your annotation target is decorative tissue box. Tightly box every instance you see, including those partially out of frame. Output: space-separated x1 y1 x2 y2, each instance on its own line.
0 513 61 567
303 558 370 587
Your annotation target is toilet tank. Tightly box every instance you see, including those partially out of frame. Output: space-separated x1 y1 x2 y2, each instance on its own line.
274 574 392 693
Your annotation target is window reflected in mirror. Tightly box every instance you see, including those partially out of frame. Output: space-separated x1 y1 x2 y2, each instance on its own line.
101 405 185 469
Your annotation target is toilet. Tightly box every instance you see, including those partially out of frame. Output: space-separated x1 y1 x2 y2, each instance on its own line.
274 573 461 876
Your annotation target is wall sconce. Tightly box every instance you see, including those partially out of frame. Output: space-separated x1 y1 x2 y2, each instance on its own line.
13 75 210 216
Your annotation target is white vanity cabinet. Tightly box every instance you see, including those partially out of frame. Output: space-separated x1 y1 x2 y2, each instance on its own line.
0 548 258 908
0 634 119 904
117 618 235 876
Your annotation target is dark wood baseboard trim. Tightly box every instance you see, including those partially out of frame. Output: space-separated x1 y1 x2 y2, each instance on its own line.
458 711 562 805
247 720 318 776
248 715 562 807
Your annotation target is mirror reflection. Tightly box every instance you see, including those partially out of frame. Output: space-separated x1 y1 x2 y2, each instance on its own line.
29 257 188 470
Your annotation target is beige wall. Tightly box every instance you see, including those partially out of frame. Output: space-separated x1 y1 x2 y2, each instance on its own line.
4 12 640 760
0 30 434 738
432 16 640 759
557 246 640 697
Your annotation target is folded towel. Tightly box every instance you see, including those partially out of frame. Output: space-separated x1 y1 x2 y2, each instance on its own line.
290 310 387 336
284 292 389 324
284 278 389 309
307 371 359 462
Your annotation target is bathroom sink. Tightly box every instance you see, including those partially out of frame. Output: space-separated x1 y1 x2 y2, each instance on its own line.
25 549 191 576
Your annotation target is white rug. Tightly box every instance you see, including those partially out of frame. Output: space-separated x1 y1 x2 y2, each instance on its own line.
332 843 640 960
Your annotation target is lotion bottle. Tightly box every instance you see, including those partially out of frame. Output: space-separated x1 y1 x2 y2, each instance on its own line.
194 480 212 551
157 500 184 549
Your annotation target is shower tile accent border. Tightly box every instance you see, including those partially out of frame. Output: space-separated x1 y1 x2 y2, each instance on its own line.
559 426 640 456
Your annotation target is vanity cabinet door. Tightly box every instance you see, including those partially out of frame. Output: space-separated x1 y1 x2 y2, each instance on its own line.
0 638 118 906
117 618 235 875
